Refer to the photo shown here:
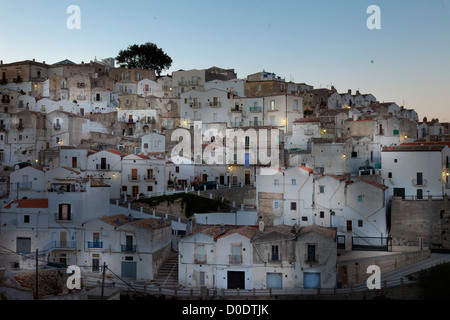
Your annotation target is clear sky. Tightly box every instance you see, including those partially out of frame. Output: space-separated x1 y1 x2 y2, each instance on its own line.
1 0 449 121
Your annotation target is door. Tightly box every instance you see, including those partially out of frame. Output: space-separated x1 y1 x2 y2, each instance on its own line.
227 271 245 289
60 231 68 248
267 273 283 289
101 157 107 170
72 157 77 168
132 186 139 197
245 171 251 185
121 261 137 279
304 272 321 289
16 237 31 254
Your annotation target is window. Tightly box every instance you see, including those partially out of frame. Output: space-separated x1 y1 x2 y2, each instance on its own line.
147 185 153 192
270 100 275 110
270 115 275 126
302 216 308 221
307 245 316 262
291 179 296 186
358 220 363 227
416 172 423 185
351 151 358 158
320 211 325 218
274 179 279 186
346 220 352 232
271 245 279 262
417 189 423 200
122 185 128 192
273 201 279 210
231 244 241 263
290 202 297 210
358 195 364 202
24 215 30 223
294 99 299 110
394 159 398 163
58 203 71 221
388 172 392 179
319 186 325 194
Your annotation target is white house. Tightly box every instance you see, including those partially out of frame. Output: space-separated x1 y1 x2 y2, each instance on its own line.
178 225 258 289
87 149 124 199
381 143 450 199
80 214 172 280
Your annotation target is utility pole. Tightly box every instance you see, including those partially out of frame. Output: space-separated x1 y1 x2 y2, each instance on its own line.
35 249 38 300
101 262 106 300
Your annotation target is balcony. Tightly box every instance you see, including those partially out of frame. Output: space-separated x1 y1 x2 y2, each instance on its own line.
229 255 242 264
128 174 140 182
412 179 427 187
268 254 282 263
194 254 207 264
87 241 103 249
249 106 262 112
190 103 201 109
55 212 73 222
13 77 23 84
77 82 86 88
143 175 155 181
230 107 242 113
44 240 77 251
209 102 221 107
18 181 32 190
96 163 110 170
305 253 319 263
53 124 61 131
121 244 136 252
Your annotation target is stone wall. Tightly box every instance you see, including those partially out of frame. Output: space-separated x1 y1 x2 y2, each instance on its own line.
390 196 450 248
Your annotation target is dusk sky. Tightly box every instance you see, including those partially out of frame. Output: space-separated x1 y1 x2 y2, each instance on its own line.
1 0 449 121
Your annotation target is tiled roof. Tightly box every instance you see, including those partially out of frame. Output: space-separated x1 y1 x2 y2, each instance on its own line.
361 180 388 190
299 225 336 240
4 198 48 209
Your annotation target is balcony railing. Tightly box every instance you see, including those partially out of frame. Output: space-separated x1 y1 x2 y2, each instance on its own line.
55 212 72 222
209 102 221 107
229 255 242 264
268 254 282 263
53 124 61 131
143 175 155 181
230 107 242 112
44 240 77 251
121 245 136 252
194 255 207 264
305 253 319 263
128 174 140 182
18 182 32 190
87 241 103 249
190 103 201 108
249 106 262 112
412 179 427 187
96 163 110 170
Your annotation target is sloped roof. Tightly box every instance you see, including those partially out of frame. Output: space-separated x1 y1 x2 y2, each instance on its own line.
4 199 48 209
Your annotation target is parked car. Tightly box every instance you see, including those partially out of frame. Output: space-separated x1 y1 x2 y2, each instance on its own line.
358 166 375 175
195 181 218 191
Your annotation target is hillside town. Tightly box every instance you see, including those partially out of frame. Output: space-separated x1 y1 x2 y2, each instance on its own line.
0 57 449 300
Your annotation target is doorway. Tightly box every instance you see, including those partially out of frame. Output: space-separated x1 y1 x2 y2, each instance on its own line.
227 271 245 289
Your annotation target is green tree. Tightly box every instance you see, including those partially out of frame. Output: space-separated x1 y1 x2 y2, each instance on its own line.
116 42 172 75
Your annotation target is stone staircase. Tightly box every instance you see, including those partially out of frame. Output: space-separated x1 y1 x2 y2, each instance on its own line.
152 251 179 288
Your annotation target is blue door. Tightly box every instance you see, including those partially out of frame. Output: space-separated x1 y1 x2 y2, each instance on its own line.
121 261 137 279
267 273 282 289
304 272 321 289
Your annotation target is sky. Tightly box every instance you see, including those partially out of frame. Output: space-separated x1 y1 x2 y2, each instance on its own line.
0 0 449 122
